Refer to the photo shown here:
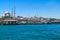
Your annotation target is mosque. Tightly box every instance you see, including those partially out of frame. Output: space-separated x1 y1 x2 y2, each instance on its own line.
3 6 16 19
0 6 19 25
3 11 12 19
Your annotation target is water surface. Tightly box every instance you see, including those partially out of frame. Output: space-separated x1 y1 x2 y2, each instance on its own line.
0 24 60 40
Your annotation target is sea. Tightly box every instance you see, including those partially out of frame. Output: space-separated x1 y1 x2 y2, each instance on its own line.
0 24 60 40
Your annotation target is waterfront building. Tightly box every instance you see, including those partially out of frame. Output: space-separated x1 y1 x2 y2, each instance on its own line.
2 20 18 25
16 16 24 20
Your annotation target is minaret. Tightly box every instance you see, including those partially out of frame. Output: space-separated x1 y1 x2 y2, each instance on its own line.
13 6 16 18
12 8 13 17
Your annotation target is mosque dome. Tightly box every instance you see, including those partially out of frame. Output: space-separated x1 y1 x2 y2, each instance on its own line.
4 11 10 17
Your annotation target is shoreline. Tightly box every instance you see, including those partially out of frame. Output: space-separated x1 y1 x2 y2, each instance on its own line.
1 23 60 25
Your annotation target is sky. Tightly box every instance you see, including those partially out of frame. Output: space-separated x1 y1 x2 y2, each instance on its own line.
0 0 60 18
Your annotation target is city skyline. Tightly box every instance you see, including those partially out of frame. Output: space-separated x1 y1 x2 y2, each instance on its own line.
0 0 60 18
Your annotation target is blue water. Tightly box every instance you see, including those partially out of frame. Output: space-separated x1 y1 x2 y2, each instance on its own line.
0 24 60 40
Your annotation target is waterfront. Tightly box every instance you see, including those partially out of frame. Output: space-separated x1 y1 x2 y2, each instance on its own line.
0 24 60 40
0 7 60 25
